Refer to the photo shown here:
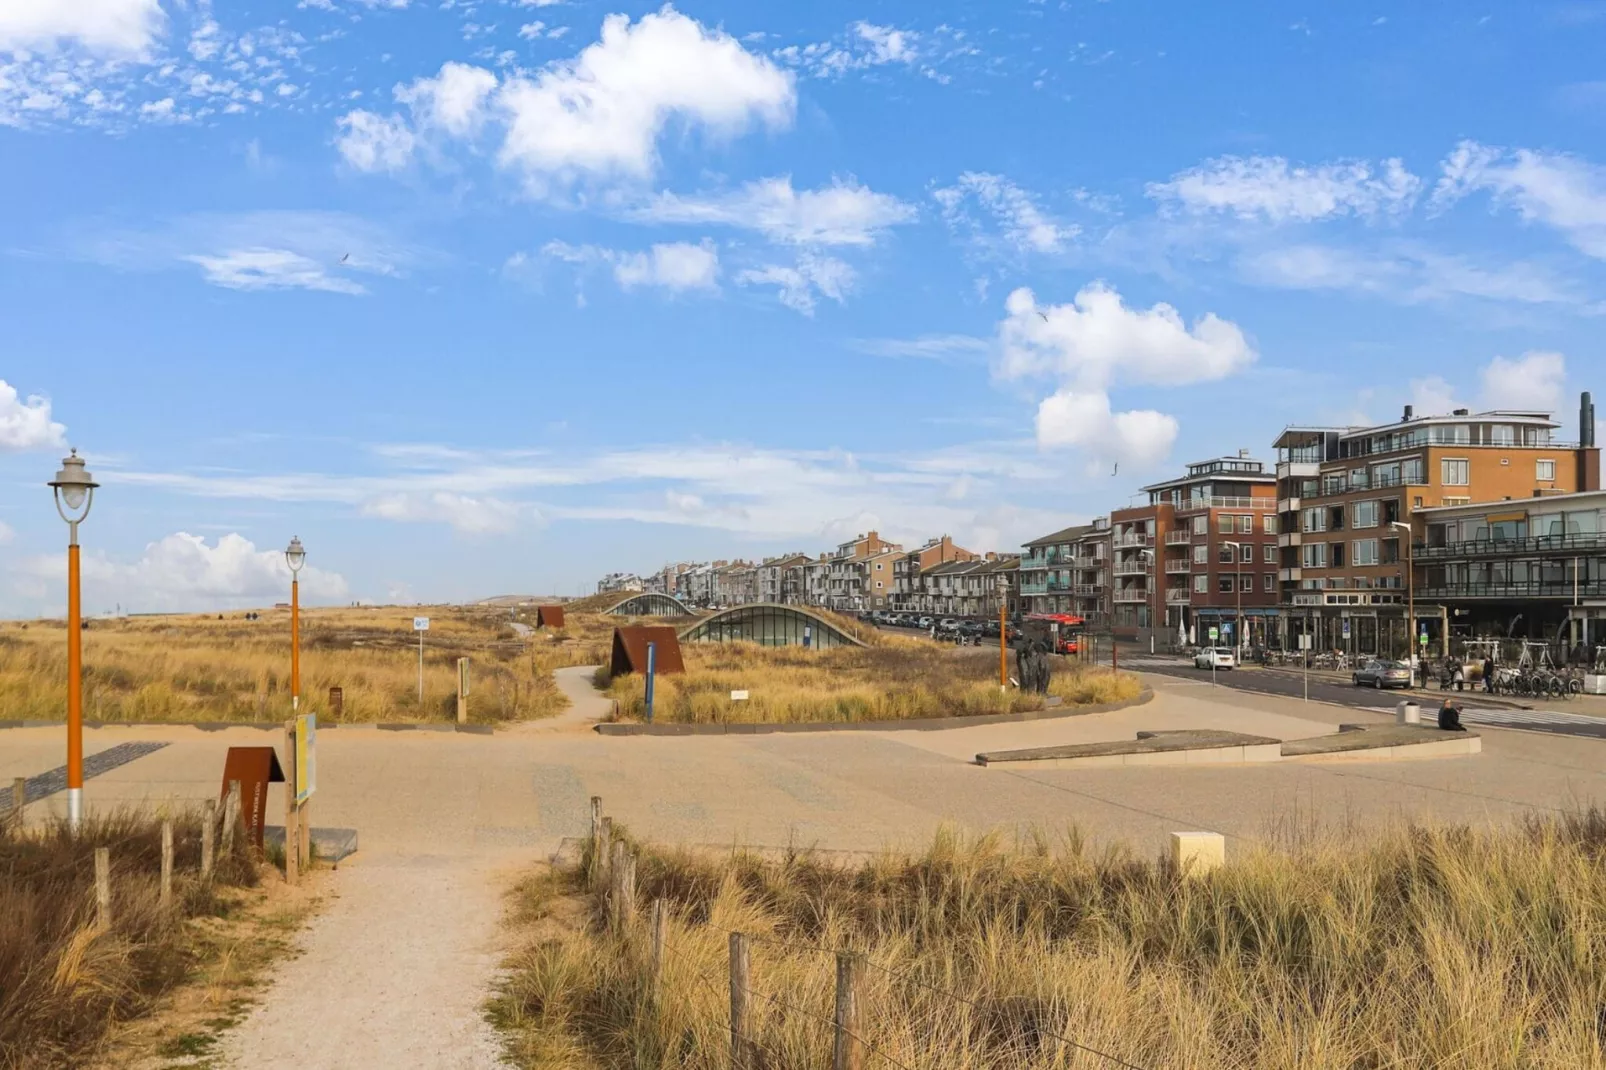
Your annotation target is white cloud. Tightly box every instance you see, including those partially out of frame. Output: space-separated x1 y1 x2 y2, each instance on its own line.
0 380 68 452
630 175 916 246
335 109 416 172
0 0 166 56
1408 351 1567 419
736 253 854 314
1430 140 1606 259
613 240 719 291
933 172 1076 254
1238 243 1581 306
1148 155 1421 223
852 334 990 363
1035 389 1178 468
853 21 917 64
997 282 1256 389
772 21 923 78
395 60 497 136
362 492 526 534
538 238 720 294
182 249 368 294
15 532 350 613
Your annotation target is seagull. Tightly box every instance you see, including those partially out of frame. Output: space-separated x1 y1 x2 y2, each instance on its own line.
339 253 350 264
1111 462 1119 476
1036 311 1048 322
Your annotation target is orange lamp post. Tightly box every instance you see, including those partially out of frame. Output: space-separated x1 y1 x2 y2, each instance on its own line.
997 574 1009 691
48 450 98 831
285 537 306 710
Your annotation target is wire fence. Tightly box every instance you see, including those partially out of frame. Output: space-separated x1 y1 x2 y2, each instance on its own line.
587 799 1151 1070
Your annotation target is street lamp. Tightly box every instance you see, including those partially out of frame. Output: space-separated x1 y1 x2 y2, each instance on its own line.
1390 520 1415 686
285 536 306 712
996 573 1009 691
1222 541 1244 656
48 449 98 830
1139 548 1156 654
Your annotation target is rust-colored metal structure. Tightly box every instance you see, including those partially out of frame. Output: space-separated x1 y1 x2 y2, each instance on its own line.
610 626 684 677
536 605 566 629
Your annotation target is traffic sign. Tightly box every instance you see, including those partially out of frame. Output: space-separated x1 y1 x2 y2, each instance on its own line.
1342 619 1351 639
413 616 430 631
1208 626 1219 641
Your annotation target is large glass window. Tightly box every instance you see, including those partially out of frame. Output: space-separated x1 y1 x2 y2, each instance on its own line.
1353 500 1378 528
1193 545 1208 563
1264 514 1279 535
1194 574 1208 592
1302 543 1328 568
1352 539 1379 566
1490 425 1515 446
1302 506 1327 533
1441 458 1469 486
1218 514 1234 534
1263 573 1276 592
1219 576 1234 593
1263 544 1277 563
1193 515 1208 535
1241 544 1254 562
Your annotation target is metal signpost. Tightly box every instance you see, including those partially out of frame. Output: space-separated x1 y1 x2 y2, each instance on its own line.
1300 633 1312 702
413 616 430 705
1208 626 1219 686
645 641 657 724
456 657 470 725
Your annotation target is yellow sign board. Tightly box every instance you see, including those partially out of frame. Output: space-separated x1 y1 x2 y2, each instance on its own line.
294 713 316 805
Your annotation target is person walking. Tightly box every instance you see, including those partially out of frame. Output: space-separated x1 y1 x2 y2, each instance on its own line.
1483 654 1496 693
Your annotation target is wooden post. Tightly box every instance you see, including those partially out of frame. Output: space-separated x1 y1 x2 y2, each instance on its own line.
299 794 312 871
456 657 468 725
221 780 241 856
609 841 636 929
160 820 174 909
728 932 751 1070
589 796 603 885
650 898 667 1007
833 951 865 1070
10 777 23 829
284 720 299 886
201 800 216 879
94 846 111 931
600 816 614 886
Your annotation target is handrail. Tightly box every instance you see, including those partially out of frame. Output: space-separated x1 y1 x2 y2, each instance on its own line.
1417 533 1606 558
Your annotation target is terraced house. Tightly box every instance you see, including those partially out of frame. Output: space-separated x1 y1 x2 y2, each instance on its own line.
1018 520 1109 623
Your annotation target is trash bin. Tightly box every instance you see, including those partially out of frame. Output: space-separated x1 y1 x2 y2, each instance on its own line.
1395 700 1421 725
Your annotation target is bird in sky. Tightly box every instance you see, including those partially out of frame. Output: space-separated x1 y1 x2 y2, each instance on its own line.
339 253 350 264
1036 311 1048 322
1112 462 1119 476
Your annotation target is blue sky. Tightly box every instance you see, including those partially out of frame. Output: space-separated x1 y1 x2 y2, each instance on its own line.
2 0 1604 614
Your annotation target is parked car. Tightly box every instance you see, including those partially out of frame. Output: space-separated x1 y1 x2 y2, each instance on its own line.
1352 658 1412 689
1194 647 1236 670
937 617 960 632
917 616 935 629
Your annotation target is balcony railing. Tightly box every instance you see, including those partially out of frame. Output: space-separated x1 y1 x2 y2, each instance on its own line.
1113 562 1150 576
1166 589 1192 604
1276 497 1300 514
1073 583 1101 595
1113 534 1154 548
1165 558 1192 573
1419 580 1606 600
1417 533 1606 560
1018 580 1049 596
1164 530 1193 545
1112 588 1148 603
1175 496 1272 512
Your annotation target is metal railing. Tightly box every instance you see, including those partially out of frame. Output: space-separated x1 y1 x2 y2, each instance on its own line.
1164 530 1194 545
1112 588 1148 603
1418 579 1606 600
1113 562 1150 576
1417 533 1606 559
1175 496 1272 512
1164 559 1192 573
1113 534 1154 548
1166 589 1192 604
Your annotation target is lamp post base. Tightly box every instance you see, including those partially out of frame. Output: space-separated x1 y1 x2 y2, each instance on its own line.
67 787 82 830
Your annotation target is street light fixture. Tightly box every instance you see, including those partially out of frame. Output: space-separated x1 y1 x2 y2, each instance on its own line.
1222 540 1244 656
48 449 99 831
285 536 306 712
1389 521 1415 686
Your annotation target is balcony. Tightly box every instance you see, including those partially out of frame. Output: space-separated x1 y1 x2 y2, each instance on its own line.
1278 532 1303 548
1166 589 1192 605
1276 497 1300 514
1418 579 1606 600
1114 534 1154 548
1164 530 1193 545
1165 558 1192 574
1416 532 1606 560
1072 583 1101 595
1018 580 1048 596
1276 460 1319 479
1175 496 1272 512
1112 588 1149 603
1279 568 1302 583
1113 561 1150 576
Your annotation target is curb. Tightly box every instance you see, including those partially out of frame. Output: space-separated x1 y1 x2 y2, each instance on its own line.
592 687 1154 736
0 719 498 734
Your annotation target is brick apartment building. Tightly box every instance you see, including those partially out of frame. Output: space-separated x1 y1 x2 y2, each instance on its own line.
1019 520 1110 624
891 535 978 611
1274 401 1600 655
1110 451 1280 649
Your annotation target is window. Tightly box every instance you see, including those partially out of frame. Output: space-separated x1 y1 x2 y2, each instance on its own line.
1441 458 1468 486
1194 574 1208 592
1264 573 1276 592
1264 544 1277 563
1238 515 1253 534
1537 459 1556 481
1349 468 1368 491
1352 539 1378 566
1219 576 1234 593
1322 474 1346 495
1219 545 1234 563
1490 424 1515 446
1264 514 1279 535
1302 506 1327 533
1241 544 1254 562
1331 542 1346 568
1381 538 1400 564
1218 514 1234 534
1193 545 1208 563
1329 506 1346 531
1302 543 1328 568
1401 457 1424 484
1353 500 1378 528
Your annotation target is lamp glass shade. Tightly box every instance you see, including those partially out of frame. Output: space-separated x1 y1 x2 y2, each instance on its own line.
285 536 307 572
61 485 88 511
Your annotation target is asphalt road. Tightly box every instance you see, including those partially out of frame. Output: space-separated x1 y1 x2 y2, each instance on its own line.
1130 656 1606 739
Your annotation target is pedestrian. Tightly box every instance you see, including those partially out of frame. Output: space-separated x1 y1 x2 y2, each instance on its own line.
1483 654 1495 693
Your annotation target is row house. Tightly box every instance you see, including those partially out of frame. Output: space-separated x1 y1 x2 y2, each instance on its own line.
758 553 810 604
1019 521 1110 622
596 572 643 594
1275 396 1601 656
890 535 978 611
1111 450 1280 649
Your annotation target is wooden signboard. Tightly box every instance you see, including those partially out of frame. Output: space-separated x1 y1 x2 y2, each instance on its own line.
219 746 286 850
536 605 566 629
610 626 684 677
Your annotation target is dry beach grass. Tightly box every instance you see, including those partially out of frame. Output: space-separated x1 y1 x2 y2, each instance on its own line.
493 812 1606 1069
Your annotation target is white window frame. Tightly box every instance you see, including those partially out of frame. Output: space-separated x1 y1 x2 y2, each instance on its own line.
1263 544 1277 564
1352 538 1379 567
1193 573 1208 592
1263 573 1276 592
1537 459 1556 481
1238 515 1254 534
1352 500 1378 529
1263 514 1279 535
1441 458 1469 486
1193 545 1208 564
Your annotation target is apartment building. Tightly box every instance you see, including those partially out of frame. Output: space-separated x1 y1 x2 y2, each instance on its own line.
596 572 643 594
1274 398 1600 654
1019 520 1110 622
891 535 978 611
758 553 810 604
1110 451 1280 649
861 548 902 609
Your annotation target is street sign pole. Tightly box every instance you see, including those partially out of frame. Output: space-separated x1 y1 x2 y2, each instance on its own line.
413 616 430 707
645 641 656 724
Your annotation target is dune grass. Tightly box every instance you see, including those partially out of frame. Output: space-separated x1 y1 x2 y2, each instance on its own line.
0 810 260 1069
0 605 597 725
492 811 1606 1069
602 637 1142 724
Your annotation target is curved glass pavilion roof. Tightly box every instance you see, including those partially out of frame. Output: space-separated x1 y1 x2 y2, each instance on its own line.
603 592 697 617
679 603 866 648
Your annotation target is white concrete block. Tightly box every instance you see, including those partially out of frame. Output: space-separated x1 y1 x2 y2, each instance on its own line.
1171 831 1225 875
1396 701 1421 725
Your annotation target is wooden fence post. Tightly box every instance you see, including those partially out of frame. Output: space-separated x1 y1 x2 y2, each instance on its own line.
160 820 174 909
600 816 614 886
609 841 636 929
728 932 751 1070
589 796 602 885
94 847 111 931
221 780 241 856
200 800 216 879
10 777 24 830
833 951 865 1070
284 720 299 887
650 898 667 1007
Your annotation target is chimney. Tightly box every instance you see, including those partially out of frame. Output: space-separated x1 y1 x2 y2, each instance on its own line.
1403 404 1413 421
1580 391 1600 492
1582 391 1595 448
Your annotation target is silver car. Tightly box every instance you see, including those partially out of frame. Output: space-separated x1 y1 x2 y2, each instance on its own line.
1352 659 1411 689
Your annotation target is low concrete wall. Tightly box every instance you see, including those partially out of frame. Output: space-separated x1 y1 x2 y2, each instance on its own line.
593 687 1154 737
1283 735 1482 762
998 741 1284 770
